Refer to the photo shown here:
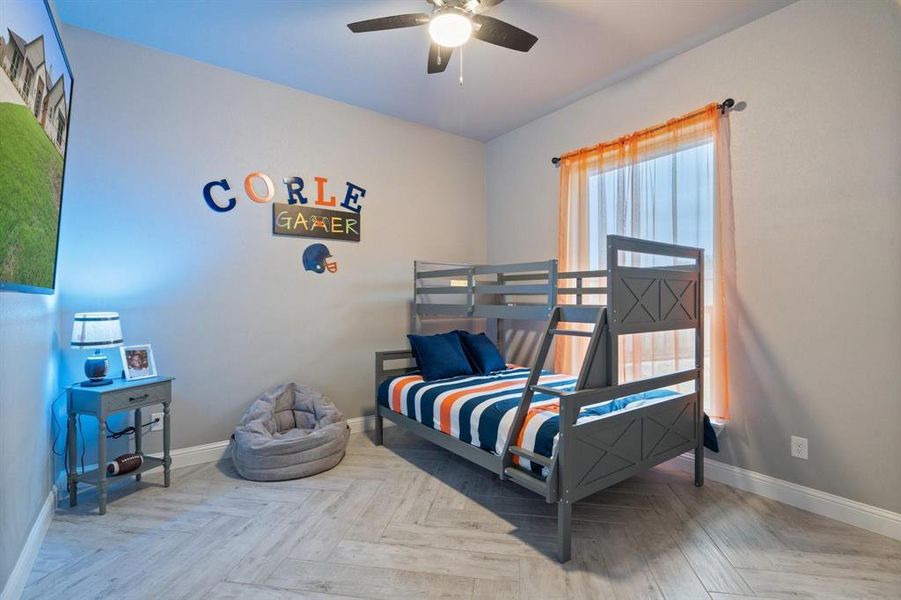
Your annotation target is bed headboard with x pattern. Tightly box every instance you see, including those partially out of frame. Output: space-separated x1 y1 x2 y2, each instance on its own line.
610 265 700 334
603 236 704 388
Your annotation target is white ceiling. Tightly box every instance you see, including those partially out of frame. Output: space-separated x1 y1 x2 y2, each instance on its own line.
56 0 793 141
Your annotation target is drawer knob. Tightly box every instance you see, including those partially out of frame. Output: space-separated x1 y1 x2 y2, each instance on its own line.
129 393 150 402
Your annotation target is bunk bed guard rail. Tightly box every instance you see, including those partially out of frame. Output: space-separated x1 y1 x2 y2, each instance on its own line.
414 259 608 323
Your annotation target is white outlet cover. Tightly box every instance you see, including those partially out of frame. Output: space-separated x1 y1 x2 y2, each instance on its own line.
791 435 808 460
150 413 164 432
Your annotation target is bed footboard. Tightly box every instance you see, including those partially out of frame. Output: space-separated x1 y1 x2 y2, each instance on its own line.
563 392 698 501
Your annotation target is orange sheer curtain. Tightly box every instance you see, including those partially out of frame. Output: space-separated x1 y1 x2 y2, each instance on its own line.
556 103 733 419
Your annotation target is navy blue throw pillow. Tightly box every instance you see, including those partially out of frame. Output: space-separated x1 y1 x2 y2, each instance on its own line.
407 332 475 382
703 414 719 453
457 331 506 375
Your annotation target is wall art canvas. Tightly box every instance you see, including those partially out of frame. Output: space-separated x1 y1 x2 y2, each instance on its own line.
0 0 72 293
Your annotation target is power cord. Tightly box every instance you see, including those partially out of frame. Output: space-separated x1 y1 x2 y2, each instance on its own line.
106 419 158 439
78 415 86 474
50 385 73 479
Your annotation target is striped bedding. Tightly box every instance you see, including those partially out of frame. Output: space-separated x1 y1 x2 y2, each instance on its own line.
378 367 676 475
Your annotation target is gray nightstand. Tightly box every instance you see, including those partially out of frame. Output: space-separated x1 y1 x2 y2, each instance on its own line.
67 376 174 514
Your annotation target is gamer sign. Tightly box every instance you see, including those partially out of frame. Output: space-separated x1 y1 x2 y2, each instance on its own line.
202 171 367 242
273 204 360 242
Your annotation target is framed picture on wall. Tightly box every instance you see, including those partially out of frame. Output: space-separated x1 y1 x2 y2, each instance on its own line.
0 0 74 294
120 344 157 381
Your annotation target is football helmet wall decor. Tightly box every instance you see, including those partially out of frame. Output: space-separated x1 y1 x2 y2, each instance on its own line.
303 243 338 274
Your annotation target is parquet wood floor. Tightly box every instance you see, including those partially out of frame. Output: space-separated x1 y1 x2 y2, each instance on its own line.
25 429 901 599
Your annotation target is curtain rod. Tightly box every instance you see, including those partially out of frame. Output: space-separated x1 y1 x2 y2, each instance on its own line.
551 98 735 166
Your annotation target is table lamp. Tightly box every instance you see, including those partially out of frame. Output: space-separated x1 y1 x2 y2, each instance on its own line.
71 312 123 387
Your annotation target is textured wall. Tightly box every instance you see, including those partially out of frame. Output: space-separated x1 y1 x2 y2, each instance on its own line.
54 26 486 462
485 0 901 512
0 293 57 590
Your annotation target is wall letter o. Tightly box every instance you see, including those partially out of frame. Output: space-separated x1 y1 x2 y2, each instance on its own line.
203 179 236 213
244 171 275 203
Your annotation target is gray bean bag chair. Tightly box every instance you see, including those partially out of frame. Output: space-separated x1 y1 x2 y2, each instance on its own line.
231 383 349 481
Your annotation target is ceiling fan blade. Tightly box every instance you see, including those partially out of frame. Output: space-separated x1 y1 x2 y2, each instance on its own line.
471 15 537 52
427 44 453 74
347 13 430 33
475 0 504 8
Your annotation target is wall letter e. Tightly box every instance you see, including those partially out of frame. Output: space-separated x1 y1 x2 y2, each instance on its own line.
341 182 366 213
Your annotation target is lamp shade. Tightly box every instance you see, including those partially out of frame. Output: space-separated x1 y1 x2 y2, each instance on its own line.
71 312 123 349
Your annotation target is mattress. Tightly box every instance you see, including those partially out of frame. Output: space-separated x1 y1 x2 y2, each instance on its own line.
378 367 676 475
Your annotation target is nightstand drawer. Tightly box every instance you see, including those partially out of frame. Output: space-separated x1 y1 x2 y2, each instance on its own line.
103 381 170 412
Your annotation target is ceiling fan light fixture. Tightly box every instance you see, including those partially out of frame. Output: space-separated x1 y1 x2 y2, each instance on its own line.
428 9 472 48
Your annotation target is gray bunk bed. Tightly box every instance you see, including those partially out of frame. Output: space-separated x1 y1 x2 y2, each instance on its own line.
374 235 705 562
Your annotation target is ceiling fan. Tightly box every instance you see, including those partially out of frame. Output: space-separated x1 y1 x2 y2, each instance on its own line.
347 0 538 74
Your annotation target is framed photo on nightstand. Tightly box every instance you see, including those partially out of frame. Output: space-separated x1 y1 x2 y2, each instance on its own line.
120 344 157 381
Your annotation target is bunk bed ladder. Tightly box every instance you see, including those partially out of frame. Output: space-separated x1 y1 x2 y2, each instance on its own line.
501 305 607 501
500 306 559 490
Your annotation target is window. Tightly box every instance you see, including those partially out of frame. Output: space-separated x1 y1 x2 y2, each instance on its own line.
56 109 65 146
33 83 43 118
22 64 34 99
9 50 22 80
586 141 716 406
557 103 733 419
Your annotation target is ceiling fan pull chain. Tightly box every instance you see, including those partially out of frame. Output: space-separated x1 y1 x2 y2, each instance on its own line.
459 45 464 86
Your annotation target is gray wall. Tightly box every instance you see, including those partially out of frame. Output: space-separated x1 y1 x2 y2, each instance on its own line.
0 293 57 590
54 27 486 463
0 1 62 590
485 0 901 512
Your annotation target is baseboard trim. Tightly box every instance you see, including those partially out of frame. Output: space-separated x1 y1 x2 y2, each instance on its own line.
1 487 56 600
130 417 385 465
671 453 901 541
346 414 392 434
170 439 231 468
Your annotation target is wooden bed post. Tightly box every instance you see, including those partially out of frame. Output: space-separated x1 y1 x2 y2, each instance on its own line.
558 501 572 563
374 353 384 446
374 409 384 446
607 239 620 389
496 272 506 357
694 251 705 487
557 395 574 563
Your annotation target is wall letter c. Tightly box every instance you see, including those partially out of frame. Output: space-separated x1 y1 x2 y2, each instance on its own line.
203 179 236 213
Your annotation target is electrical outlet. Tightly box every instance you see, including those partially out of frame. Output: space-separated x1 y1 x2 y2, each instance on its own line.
791 435 808 460
150 412 164 432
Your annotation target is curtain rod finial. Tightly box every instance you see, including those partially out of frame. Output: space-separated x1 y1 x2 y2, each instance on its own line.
721 98 735 113
551 157 561 166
